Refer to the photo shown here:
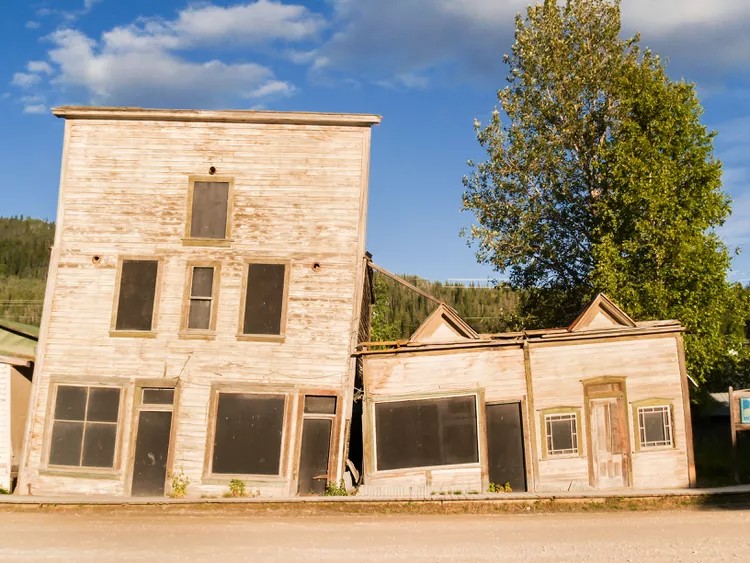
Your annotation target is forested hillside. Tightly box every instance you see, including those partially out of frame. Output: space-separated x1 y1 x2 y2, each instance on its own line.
370 272 521 341
0 216 54 324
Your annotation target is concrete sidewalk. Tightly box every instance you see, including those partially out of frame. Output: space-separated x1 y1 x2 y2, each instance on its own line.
1 484 749 512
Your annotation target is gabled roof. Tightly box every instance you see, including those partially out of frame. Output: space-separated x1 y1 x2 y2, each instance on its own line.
410 303 479 343
567 293 636 332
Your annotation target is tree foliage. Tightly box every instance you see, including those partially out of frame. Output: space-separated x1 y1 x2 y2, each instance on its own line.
462 0 748 386
0 216 54 324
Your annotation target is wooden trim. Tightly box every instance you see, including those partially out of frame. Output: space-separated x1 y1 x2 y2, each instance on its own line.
522 343 538 491
293 391 342 494
124 381 178 496
477 389 489 491
109 255 164 336
41 379 128 476
539 407 583 460
0 355 32 367
368 262 442 305
582 379 632 488
53 106 382 126
568 293 637 332
179 260 222 336
236 258 291 340
675 334 696 487
631 398 676 453
18 120 72 494
183 175 234 244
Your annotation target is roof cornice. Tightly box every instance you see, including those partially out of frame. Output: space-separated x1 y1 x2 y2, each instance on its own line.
52 106 382 127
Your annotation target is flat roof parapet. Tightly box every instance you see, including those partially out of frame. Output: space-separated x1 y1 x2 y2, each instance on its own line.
51 106 382 127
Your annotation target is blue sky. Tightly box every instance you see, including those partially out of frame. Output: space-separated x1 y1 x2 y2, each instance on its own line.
2 0 749 283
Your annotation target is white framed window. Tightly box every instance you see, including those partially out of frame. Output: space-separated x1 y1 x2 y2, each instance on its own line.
637 405 673 448
545 412 579 456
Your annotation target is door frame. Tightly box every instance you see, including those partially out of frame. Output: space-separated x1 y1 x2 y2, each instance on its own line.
293 391 341 496
124 380 179 497
484 398 532 493
582 377 632 489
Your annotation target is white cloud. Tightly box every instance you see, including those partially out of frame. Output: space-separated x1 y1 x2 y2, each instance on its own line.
14 2 323 109
11 73 41 88
25 20 41 29
27 61 53 74
22 104 48 114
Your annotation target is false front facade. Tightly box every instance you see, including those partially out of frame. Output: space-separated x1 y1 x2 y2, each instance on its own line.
18 106 380 497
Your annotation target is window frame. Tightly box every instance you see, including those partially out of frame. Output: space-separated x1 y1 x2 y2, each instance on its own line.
369 391 483 474
109 256 163 338
632 399 675 451
42 380 127 476
183 175 234 247
203 386 293 482
236 259 291 342
539 407 583 459
180 261 221 338
294 391 341 493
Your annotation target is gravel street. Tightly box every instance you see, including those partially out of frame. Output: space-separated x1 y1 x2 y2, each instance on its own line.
0 509 746 562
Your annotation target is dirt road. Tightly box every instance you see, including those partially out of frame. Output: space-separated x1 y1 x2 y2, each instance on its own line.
0 509 746 561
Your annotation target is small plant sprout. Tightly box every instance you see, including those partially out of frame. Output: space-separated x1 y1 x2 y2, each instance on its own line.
168 468 190 498
324 480 349 496
225 479 247 498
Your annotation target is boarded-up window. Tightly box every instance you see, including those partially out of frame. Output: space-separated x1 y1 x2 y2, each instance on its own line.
115 260 159 331
212 393 285 475
187 266 216 330
375 395 478 471
545 413 578 456
638 405 673 448
242 263 287 335
48 385 120 468
190 181 229 239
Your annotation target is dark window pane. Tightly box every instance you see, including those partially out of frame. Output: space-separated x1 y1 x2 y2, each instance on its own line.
49 421 83 466
549 417 575 452
190 181 229 239
188 299 211 330
643 411 667 444
375 396 478 471
212 393 285 475
142 388 174 405
87 388 121 423
115 260 158 331
191 267 214 298
243 263 286 335
304 396 337 415
82 423 117 467
54 386 87 421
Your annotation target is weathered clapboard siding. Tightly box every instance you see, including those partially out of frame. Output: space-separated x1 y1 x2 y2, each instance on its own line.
0 364 10 490
529 335 689 490
19 108 379 497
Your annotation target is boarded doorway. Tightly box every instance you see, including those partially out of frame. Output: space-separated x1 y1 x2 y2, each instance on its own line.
485 402 527 492
585 381 631 489
297 395 336 495
131 388 174 496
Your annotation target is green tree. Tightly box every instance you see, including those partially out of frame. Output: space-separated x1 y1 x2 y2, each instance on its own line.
462 0 748 385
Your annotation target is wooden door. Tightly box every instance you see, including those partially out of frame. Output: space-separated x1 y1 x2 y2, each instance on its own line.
486 402 527 492
131 387 175 497
588 397 628 489
297 418 332 495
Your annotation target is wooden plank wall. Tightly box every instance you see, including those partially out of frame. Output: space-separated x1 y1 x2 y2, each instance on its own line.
0 364 10 490
21 117 372 497
529 335 688 491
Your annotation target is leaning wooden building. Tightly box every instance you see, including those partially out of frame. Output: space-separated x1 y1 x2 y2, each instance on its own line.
357 293 695 494
18 106 380 497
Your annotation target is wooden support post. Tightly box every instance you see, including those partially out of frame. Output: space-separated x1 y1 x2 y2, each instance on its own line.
729 386 739 485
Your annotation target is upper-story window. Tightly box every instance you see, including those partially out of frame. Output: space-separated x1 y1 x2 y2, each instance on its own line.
239 261 289 340
181 263 220 335
112 259 160 334
185 176 233 244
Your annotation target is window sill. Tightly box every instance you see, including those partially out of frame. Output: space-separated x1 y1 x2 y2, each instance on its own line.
541 452 583 460
634 445 675 453
178 331 217 341
236 334 286 343
40 466 121 480
182 238 232 248
109 330 157 339
371 462 481 476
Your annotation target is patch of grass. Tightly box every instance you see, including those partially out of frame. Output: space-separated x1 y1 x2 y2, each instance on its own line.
324 480 349 496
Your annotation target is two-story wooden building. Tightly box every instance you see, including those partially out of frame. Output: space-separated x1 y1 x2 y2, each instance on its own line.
17 106 380 497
